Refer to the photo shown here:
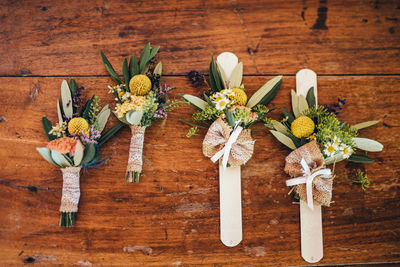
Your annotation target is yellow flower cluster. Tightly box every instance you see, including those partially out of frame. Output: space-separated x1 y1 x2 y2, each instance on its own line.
68 117 89 135
129 74 152 96
231 88 247 106
116 95 147 118
291 116 315 138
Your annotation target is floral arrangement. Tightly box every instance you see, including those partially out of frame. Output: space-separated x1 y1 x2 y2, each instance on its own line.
101 43 176 182
270 87 383 209
36 79 121 227
182 52 282 168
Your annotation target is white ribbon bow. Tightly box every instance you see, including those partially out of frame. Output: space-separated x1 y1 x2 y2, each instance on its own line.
285 158 332 210
210 123 243 170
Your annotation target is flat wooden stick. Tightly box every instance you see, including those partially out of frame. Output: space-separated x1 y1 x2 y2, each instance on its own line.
217 52 242 247
296 69 323 263
219 163 242 247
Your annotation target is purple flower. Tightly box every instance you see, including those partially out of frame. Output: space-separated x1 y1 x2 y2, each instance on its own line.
325 98 347 115
154 106 167 119
73 86 85 108
70 125 101 145
155 84 175 97
187 70 205 87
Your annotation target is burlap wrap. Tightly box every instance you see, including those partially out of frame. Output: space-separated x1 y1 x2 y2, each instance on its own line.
284 140 334 207
59 166 81 212
203 118 255 167
127 125 146 173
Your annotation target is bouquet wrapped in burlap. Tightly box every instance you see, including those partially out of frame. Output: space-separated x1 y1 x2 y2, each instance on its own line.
101 43 176 183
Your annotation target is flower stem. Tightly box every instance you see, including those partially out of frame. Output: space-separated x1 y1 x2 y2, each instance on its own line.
60 212 76 227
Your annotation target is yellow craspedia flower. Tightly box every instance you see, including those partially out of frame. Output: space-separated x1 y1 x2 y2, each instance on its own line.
231 88 247 106
291 116 315 138
129 74 152 96
68 117 89 135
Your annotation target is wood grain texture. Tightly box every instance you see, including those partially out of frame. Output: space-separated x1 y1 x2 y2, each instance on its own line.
0 0 399 76
0 76 399 266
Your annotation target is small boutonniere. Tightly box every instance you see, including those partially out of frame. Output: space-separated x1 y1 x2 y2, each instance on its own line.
101 43 177 182
37 79 121 227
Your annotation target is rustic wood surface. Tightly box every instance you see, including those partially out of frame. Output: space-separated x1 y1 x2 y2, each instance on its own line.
0 0 399 266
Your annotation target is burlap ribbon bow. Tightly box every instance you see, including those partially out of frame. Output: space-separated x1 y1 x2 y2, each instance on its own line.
284 140 334 208
203 118 255 167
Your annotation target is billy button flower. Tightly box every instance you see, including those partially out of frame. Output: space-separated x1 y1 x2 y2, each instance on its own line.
68 117 89 135
129 74 152 96
231 88 247 106
291 116 315 138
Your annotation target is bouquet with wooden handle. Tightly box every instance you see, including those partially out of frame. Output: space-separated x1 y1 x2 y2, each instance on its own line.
269 69 383 262
36 79 122 227
182 52 282 247
101 43 176 182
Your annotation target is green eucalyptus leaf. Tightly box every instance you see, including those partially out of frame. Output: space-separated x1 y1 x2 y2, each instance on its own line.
51 150 71 167
270 130 296 150
81 143 96 165
348 154 374 163
291 90 300 118
69 79 78 97
209 55 223 92
224 109 235 127
203 94 214 106
353 137 383 152
73 140 84 166
122 58 130 85
42 117 55 141
100 51 122 84
37 147 59 167
324 152 345 165
281 108 295 124
129 55 140 77
57 99 63 123
154 62 162 76
63 154 74 166
61 80 73 119
273 120 290 135
96 105 110 133
352 120 380 130
298 94 309 115
112 110 129 125
82 95 95 120
139 43 151 73
149 46 160 60
126 110 144 125
246 76 282 108
216 61 228 89
180 94 207 110
229 62 243 88
306 87 316 108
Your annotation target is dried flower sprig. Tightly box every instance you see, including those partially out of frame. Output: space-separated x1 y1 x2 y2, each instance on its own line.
101 43 176 182
37 79 122 227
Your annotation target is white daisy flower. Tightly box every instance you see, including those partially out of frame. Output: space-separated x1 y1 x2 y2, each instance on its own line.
324 142 338 157
222 88 235 98
215 98 229 111
333 136 341 147
341 145 353 159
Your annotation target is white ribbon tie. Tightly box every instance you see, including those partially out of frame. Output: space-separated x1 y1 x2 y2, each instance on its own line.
211 124 243 169
286 158 332 210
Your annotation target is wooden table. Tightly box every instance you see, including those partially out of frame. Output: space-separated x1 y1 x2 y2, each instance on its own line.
0 0 399 266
